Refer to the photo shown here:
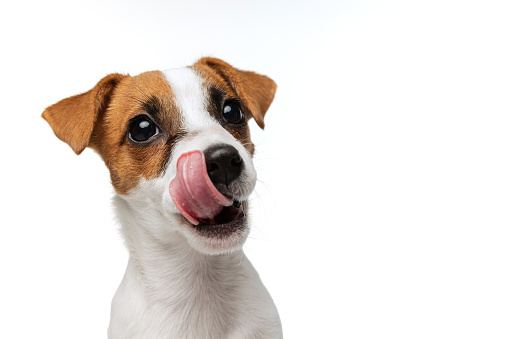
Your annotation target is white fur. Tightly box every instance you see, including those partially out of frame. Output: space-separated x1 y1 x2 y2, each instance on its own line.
108 68 282 338
163 67 217 130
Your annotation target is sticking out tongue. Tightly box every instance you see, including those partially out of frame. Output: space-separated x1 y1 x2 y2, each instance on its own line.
169 150 233 225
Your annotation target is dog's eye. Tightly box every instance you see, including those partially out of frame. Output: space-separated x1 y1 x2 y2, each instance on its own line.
222 100 245 124
128 117 159 143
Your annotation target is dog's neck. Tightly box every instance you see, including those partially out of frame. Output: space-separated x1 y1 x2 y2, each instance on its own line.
109 195 277 338
113 195 247 301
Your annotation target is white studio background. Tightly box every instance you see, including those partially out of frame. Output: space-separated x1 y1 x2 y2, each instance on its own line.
1 0 508 338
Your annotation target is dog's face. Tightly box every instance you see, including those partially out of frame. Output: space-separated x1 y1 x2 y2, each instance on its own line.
42 58 276 255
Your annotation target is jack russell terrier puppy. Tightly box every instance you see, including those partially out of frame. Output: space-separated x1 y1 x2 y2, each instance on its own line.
42 57 282 338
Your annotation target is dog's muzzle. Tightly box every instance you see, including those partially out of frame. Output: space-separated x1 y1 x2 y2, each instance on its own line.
204 144 244 193
169 144 245 226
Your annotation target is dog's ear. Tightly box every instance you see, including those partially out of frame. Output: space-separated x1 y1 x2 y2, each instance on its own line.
195 58 276 129
42 73 125 155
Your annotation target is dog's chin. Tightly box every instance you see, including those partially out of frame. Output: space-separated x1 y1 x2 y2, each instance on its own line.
177 202 250 255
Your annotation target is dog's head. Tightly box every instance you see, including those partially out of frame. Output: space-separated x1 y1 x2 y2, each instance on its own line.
42 58 276 255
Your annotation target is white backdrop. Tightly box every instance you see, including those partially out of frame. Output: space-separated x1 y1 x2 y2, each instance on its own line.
1 0 508 338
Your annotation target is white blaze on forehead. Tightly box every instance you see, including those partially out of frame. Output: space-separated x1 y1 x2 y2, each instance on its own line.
158 67 258 209
162 67 216 130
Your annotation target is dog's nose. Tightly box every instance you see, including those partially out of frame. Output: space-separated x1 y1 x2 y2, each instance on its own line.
204 144 243 187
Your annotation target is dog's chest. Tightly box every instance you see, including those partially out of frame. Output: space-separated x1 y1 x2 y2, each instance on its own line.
108 255 280 339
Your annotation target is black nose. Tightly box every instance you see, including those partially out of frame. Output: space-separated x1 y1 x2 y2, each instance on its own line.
204 144 244 187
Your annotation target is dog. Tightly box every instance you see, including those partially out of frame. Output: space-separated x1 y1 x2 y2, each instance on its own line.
42 57 282 338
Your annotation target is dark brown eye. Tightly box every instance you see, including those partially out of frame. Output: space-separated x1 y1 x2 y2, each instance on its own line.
222 100 245 124
128 116 159 143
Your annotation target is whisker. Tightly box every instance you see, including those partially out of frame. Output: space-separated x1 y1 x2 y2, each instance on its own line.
237 250 244 269
238 138 255 149
121 94 145 106
132 204 153 223
129 75 151 101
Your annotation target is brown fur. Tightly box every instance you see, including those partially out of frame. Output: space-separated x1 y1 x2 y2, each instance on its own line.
193 57 277 130
42 58 276 195
90 71 182 194
42 73 125 155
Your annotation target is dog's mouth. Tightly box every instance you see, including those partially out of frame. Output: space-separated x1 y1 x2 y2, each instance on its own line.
192 200 248 238
196 199 245 225
169 150 248 237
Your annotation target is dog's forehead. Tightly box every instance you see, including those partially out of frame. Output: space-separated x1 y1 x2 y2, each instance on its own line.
161 67 216 130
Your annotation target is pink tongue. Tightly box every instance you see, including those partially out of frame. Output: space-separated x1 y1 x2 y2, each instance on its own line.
169 150 233 225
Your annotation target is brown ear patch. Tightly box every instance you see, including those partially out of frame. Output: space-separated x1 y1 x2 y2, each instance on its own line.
89 71 182 195
193 58 277 129
42 71 183 195
42 73 125 154
42 60 275 196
